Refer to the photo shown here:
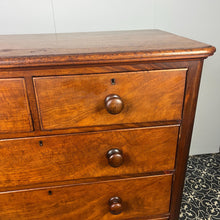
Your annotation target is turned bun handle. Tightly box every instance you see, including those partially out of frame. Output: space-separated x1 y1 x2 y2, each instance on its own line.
105 94 124 114
107 148 123 168
109 197 123 215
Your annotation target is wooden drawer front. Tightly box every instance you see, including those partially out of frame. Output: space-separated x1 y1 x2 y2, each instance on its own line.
33 69 186 130
0 78 33 133
0 126 178 188
0 175 172 220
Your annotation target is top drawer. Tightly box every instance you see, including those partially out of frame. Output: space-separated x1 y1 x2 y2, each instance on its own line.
0 78 33 133
34 69 186 130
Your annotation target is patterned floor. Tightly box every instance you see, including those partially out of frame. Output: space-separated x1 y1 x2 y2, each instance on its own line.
180 153 220 220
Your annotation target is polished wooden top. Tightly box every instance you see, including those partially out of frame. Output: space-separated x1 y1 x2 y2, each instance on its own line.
0 29 215 68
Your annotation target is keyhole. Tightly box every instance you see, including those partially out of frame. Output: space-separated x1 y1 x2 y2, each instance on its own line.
111 78 116 85
39 141 43 146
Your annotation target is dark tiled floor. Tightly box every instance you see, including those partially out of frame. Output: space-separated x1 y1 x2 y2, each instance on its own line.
180 153 220 220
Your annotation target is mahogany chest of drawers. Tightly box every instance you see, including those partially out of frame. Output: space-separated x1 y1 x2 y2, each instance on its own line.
0 30 215 219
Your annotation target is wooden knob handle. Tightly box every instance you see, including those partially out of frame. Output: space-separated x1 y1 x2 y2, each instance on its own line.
105 94 124 114
107 148 123 167
109 197 122 215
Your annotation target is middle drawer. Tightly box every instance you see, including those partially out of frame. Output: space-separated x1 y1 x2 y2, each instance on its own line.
0 126 178 188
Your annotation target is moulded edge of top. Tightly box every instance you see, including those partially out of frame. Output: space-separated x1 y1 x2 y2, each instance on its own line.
0 45 216 69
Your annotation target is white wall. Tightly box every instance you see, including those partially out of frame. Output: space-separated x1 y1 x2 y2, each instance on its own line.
155 0 220 155
0 0 219 155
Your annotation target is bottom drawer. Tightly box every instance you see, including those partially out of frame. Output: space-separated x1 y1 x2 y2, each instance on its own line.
0 174 172 220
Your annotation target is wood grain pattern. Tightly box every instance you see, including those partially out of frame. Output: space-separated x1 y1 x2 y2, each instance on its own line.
0 60 191 140
0 78 33 133
24 76 41 131
0 30 215 220
0 30 215 68
0 120 180 140
0 174 172 220
169 60 205 219
0 126 178 188
34 69 186 130
148 218 169 220
0 60 200 78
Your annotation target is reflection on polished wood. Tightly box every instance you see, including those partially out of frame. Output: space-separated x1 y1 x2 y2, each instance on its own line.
0 30 215 220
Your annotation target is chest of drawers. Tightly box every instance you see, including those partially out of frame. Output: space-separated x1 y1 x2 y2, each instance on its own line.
0 30 215 220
